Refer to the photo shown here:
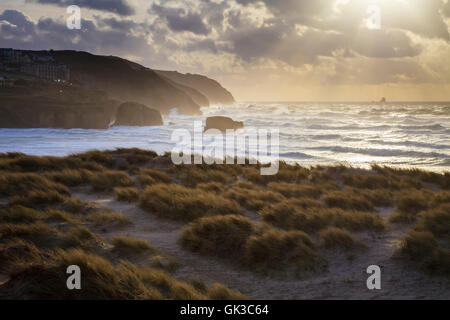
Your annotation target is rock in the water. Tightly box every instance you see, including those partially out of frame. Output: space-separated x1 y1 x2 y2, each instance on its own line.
114 102 163 126
204 116 244 132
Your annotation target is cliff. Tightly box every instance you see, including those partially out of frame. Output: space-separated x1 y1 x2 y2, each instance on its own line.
155 70 235 105
50 51 201 115
0 82 162 129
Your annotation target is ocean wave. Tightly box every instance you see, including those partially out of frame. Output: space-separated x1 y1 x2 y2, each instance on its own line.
279 152 315 159
307 146 449 158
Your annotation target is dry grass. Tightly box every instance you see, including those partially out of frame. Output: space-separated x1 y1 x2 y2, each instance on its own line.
267 182 322 199
111 236 156 256
261 203 385 233
89 170 134 191
226 187 285 211
180 215 256 256
243 228 324 275
180 167 230 187
140 169 172 184
140 183 241 221
0 172 70 198
87 211 131 228
323 190 374 211
320 227 362 250
398 230 450 275
389 190 431 223
114 187 140 202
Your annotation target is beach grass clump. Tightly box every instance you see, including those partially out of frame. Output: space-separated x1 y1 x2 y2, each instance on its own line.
323 190 374 211
140 168 172 184
61 225 101 250
111 236 156 256
243 229 323 275
180 167 230 187
180 215 256 256
319 227 362 250
89 170 134 191
0 205 44 223
267 182 322 199
87 211 132 228
389 190 431 223
140 184 241 221
206 283 247 300
0 249 162 300
261 204 385 233
0 223 61 248
60 197 96 215
415 204 450 237
0 172 70 198
398 230 450 275
226 187 285 211
72 150 115 168
0 239 44 273
196 182 225 194
342 173 391 189
114 187 140 202
43 169 93 187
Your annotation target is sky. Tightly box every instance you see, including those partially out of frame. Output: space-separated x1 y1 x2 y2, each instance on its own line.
1 0 450 101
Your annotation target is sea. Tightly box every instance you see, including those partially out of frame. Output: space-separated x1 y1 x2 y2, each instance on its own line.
0 102 449 172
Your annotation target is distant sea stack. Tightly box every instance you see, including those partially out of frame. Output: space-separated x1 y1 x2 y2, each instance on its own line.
155 70 235 105
204 116 244 132
114 102 163 127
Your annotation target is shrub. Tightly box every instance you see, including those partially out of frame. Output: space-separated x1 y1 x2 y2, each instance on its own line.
180 215 256 256
320 227 361 250
89 171 134 191
114 187 140 202
140 184 241 221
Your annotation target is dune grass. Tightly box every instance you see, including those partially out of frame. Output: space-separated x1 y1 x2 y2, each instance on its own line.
89 170 134 191
320 227 362 250
323 190 374 211
261 202 385 233
87 211 131 228
114 187 140 202
140 183 241 221
111 236 156 256
180 215 256 256
389 190 432 223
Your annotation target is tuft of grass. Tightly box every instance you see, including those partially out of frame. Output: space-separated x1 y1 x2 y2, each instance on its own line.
111 236 156 256
114 187 140 202
0 223 61 248
61 225 101 250
140 184 241 221
261 203 385 233
43 169 93 187
180 168 230 187
89 170 134 191
267 182 322 199
197 182 225 194
416 204 450 237
320 227 362 250
243 228 324 275
180 215 256 256
87 211 132 228
323 190 374 211
390 190 431 223
139 169 172 184
0 205 43 223
206 283 247 300
342 173 391 189
0 172 70 198
226 187 285 211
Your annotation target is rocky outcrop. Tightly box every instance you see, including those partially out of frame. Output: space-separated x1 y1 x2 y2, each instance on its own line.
204 116 244 132
155 70 235 105
114 102 163 126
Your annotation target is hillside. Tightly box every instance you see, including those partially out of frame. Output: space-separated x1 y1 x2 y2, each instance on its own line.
155 70 235 105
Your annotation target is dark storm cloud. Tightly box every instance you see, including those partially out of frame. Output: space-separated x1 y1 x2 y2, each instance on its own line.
28 0 135 16
150 4 210 35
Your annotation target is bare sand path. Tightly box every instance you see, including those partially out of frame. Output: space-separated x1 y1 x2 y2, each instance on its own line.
72 189 450 300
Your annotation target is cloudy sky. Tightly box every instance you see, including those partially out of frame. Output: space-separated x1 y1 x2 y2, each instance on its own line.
1 0 450 101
